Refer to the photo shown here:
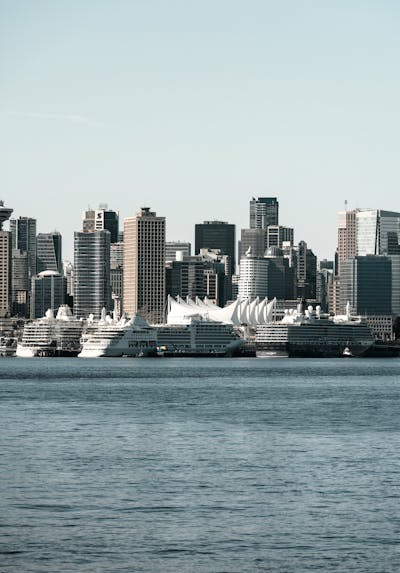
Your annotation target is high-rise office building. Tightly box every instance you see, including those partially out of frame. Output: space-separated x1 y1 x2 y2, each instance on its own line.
31 271 66 319
265 246 296 300
36 232 62 274
165 241 191 262
356 209 400 256
11 250 29 316
296 240 317 300
388 255 400 317
166 249 231 306
82 209 95 234
238 228 266 261
340 256 392 316
0 201 13 318
195 221 235 275
82 205 119 243
10 216 37 279
249 197 279 229
74 230 111 319
337 210 358 275
110 242 124 313
123 207 166 323
266 226 294 249
110 242 124 269
238 254 269 299
166 257 208 302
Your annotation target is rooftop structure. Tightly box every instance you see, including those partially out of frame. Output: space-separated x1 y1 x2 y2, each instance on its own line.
0 201 13 229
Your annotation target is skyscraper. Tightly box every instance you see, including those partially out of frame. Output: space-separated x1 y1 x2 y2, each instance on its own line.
31 271 66 319
356 209 400 256
0 201 13 318
340 256 392 315
266 225 294 249
82 209 95 234
238 228 266 261
10 216 37 279
337 209 358 275
123 207 165 324
110 241 124 313
295 241 317 300
82 205 119 243
74 230 111 319
238 254 269 299
11 250 29 316
249 197 279 229
36 232 62 274
166 252 229 306
195 221 235 275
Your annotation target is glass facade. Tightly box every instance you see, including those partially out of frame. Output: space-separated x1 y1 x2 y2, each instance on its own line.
356 210 378 256
356 210 400 256
74 230 111 319
31 273 66 319
340 256 392 315
249 197 279 229
195 221 235 275
36 233 62 274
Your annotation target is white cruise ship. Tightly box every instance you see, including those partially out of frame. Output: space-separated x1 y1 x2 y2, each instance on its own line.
155 319 243 357
16 306 83 358
255 304 374 358
78 314 157 358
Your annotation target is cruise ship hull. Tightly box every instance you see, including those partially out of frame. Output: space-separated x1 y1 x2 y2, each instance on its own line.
256 321 374 358
16 345 81 358
157 340 243 357
155 321 244 357
257 343 370 358
78 345 157 358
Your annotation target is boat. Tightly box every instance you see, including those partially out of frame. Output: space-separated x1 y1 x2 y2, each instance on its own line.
155 318 243 357
342 346 353 358
78 313 157 358
255 304 374 358
16 306 83 358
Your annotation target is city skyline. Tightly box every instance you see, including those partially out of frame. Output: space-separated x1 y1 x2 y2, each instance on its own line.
4 198 400 265
2 1 400 262
6 197 400 265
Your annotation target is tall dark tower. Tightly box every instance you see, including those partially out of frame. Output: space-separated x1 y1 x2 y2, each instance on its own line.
36 232 62 274
10 216 37 278
195 220 236 275
249 197 279 229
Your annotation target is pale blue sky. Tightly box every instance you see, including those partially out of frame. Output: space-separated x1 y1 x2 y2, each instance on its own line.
1 0 399 261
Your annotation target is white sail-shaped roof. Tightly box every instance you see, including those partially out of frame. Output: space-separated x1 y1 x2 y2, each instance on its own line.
248 297 260 325
206 299 242 325
256 298 267 325
167 295 206 324
166 295 278 327
265 298 277 323
239 298 250 324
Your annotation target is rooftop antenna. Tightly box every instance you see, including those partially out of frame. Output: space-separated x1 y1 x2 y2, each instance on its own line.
344 199 348 211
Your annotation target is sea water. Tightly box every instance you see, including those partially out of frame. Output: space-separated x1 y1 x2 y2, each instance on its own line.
1 358 400 573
